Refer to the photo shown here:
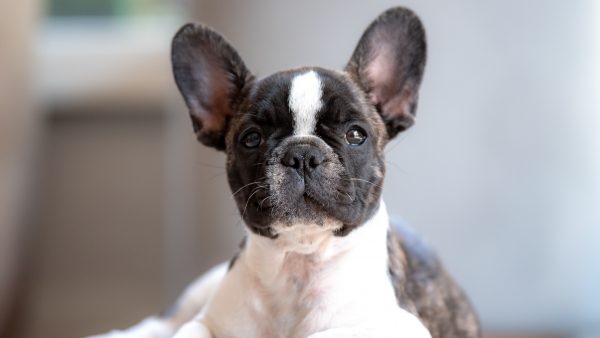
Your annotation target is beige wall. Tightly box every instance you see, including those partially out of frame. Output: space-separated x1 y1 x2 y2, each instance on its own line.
1 2 243 335
14 112 167 338
0 0 40 331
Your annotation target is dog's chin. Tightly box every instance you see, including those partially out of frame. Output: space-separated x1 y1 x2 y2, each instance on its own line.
242 193 349 238
272 191 349 224
248 195 345 253
269 217 343 254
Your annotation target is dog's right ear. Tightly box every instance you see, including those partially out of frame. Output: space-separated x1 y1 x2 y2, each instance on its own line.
172 24 253 150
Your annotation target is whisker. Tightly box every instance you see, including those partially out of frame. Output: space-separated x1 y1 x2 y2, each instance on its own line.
343 177 383 190
385 160 408 175
230 178 266 198
334 189 354 202
384 134 407 154
259 195 272 208
242 188 266 217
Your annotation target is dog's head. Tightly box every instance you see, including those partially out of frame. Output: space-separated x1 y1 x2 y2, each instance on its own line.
171 7 426 238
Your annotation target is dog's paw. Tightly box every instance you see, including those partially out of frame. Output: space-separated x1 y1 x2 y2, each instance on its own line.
307 328 360 338
172 321 213 338
86 331 138 338
85 317 174 338
307 323 431 338
308 328 376 338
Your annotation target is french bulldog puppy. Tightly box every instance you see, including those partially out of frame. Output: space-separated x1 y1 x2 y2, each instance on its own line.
88 7 481 338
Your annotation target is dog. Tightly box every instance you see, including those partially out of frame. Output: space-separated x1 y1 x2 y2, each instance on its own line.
88 7 481 338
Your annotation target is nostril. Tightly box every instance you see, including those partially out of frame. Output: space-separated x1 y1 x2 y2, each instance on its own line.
308 155 323 168
282 155 301 169
281 145 325 171
291 157 301 169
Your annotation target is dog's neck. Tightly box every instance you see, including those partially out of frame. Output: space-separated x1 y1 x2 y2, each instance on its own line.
242 200 390 286
202 200 427 337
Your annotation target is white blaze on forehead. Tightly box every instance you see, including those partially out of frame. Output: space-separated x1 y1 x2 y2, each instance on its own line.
289 71 323 135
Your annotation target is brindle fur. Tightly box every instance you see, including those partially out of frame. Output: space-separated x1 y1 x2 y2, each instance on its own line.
388 222 481 338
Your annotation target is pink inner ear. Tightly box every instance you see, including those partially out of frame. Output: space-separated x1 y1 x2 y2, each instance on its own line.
364 42 398 107
188 64 232 133
188 95 225 133
383 92 409 119
364 43 415 128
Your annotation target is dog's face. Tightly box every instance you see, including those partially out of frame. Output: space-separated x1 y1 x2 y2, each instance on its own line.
172 7 426 238
225 68 389 237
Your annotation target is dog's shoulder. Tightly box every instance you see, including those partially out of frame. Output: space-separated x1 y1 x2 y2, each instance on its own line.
387 220 482 338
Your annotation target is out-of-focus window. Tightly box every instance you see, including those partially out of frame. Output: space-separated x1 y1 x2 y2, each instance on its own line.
36 0 179 107
46 0 168 17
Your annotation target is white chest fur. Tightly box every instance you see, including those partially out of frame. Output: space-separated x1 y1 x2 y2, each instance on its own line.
197 201 430 338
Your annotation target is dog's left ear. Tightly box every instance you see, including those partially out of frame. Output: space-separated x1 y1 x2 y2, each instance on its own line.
346 7 426 139
172 23 253 150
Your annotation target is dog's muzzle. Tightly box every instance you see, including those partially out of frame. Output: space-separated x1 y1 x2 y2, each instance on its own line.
280 142 326 194
266 136 347 223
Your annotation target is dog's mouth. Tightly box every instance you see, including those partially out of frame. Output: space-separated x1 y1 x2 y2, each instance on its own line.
247 186 344 211
239 184 339 238
252 189 273 210
266 177 356 224
237 165 383 239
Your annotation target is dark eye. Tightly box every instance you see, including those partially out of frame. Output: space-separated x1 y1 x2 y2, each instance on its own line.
241 131 262 148
345 127 367 146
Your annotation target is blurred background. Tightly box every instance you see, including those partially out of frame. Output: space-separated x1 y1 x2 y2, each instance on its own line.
0 0 599 337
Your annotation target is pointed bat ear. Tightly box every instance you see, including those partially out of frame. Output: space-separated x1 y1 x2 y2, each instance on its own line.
171 23 253 150
346 7 427 140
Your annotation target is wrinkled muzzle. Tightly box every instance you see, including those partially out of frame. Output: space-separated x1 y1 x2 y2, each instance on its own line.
266 136 354 226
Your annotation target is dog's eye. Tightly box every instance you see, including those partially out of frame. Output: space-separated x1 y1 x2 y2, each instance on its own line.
345 127 367 146
241 131 262 148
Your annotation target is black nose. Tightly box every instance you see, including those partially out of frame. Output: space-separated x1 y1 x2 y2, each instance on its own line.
281 144 324 176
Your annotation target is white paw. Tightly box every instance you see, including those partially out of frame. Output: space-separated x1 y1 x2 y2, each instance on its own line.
172 321 212 338
86 331 133 338
307 320 431 338
85 317 174 338
307 328 362 338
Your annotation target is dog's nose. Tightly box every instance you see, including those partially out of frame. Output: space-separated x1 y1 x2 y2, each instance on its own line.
281 145 324 175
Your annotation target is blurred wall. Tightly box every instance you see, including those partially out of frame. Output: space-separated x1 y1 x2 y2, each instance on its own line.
4 2 246 336
0 0 40 331
187 0 600 335
2 3 191 336
16 110 168 338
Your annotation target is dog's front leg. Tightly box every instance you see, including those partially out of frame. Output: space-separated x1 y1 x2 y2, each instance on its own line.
307 326 431 338
307 312 431 338
171 321 213 338
85 317 175 338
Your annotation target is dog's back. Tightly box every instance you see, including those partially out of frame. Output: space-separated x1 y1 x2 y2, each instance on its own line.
388 221 481 338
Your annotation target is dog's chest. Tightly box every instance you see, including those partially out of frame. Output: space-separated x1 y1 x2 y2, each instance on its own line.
202 204 401 338
224 251 390 338
250 253 337 337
